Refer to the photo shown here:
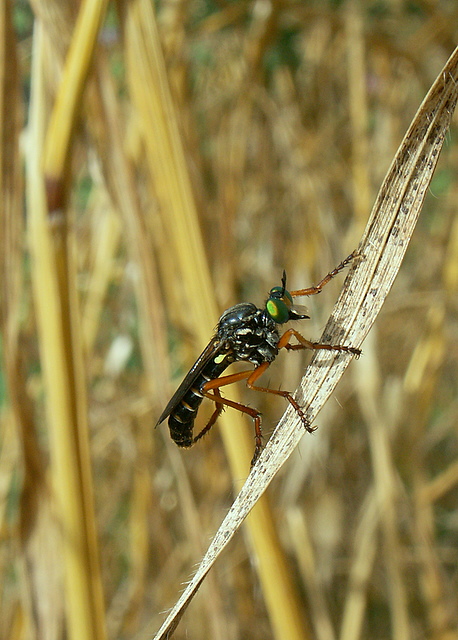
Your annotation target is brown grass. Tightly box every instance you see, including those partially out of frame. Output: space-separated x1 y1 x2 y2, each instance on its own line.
2 2 458 639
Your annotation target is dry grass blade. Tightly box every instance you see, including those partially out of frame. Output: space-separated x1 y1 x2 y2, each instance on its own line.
26 17 107 640
43 0 109 201
152 46 458 640
0 0 22 378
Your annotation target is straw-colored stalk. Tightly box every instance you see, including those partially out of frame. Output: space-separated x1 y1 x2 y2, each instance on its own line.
25 0 110 637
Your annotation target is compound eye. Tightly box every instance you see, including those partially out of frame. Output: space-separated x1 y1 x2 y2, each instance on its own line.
266 298 290 323
269 286 293 304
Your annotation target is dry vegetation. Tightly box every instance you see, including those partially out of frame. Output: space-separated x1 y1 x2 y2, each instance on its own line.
1 1 458 639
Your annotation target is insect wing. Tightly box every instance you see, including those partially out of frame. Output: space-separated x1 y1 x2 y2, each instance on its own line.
156 336 223 425
288 303 309 320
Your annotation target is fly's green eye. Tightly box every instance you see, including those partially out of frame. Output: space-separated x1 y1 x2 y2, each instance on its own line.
267 284 294 323
269 286 293 304
266 298 290 323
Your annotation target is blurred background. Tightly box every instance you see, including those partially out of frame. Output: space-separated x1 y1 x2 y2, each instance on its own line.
2 1 458 639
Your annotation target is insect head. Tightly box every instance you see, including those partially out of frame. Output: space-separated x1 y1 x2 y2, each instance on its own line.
265 270 309 324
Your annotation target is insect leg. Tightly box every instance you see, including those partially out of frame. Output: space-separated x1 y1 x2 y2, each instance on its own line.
278 327 361 356
289 251 357 297
245 363 315 442
202 369 266 465
192 388 224 444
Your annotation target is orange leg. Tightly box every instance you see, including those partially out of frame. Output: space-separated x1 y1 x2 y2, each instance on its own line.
244 362 313 438
193 388 224 444
278 327 361 356
201 362 313 465
201 369 264 465
289 252 357 298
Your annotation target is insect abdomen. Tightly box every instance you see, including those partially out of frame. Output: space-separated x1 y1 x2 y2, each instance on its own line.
168 386 204 446
168 358 231 447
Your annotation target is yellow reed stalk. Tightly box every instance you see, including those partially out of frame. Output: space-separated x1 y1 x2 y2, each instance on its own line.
0 0 22 374
43 0 109 194
26 24 106 640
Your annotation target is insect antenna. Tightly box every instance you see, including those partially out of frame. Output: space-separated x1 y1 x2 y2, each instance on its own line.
281 270 287 297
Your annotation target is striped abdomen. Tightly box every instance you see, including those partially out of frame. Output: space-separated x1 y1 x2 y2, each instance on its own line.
168 357 231 447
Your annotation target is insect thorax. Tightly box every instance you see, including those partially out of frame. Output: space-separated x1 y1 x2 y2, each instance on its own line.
217 303 279 366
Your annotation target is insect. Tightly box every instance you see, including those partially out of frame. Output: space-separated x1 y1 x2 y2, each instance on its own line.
157 254 361 466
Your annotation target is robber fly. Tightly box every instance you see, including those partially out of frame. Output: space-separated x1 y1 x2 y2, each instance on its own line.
157 253 361 466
